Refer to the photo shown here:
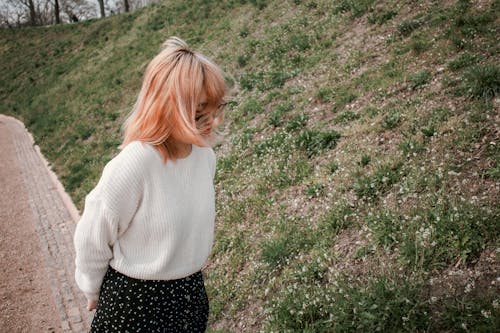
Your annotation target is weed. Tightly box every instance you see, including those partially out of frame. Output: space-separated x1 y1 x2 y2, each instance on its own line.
239 26 249 38
410 35 430 55
269 102 293 127
421 125 436 138
240 97 264 116
315 87 334 103
216 154 237 175
333 86 357 111
268 275 430 332
364 105 381 118
237 54 250 67
399 199 498 270
409 70 432 90
464 65 499 100
397 19 423 37
399 139 425 156
368 9 397 25
367 210 401 249
333 0 376 18
265 156 311 189
382 60 404 79
249 0 268 10
239 72 263 90
260 219 312 268
255 130 290 157
354 162 403 200
335 110 360 124
447 52 476 71
382 109 402 130
306 183 325 198
319 204 353 235
359 154 371 167
432 292 500 332
289 33 311 51
328 161 340 174
296 129 341 157
485 165 499 180
285 113 308 132
269 70 294 89
231 128 254 150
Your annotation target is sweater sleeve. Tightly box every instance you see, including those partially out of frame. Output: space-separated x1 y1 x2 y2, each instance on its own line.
74 143 144 301
209 148 216 180
74 192 119 301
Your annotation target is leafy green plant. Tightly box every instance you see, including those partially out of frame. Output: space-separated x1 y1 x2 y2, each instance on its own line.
399 139 425 156
399 199 498 270
260 221 312 268
334 110 360 124
447 52 476 71
368 9 397 25
333 0 376 18
296 129 341 157
269 102 293 127
382 110 402 130
240 97 264 116
465 65 499 100
306 183 325 198
237 54 250 67
333 86 357 111
285 113 308 132
359 154 371 167
366 210 401 249
354 162 403 200
410 35 430 55
319 204 353 235
397 19 423 37
268 275 430 332
315 87 334 103
249 0 268 10
409 70 432 90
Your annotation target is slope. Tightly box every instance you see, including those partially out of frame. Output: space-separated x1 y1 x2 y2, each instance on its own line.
1 0 499 331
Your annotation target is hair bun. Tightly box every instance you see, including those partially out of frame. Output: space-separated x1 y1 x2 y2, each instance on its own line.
161 36 191 52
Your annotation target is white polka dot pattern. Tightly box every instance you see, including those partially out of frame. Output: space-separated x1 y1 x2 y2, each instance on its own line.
90 267 209 332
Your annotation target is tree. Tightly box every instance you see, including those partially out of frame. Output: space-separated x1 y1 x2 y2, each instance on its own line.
54 0 60 23
124 0 129 12
97 0 104 17
26 0 36 25
60 0 96 23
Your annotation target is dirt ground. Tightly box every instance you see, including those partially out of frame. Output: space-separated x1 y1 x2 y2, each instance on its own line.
0 122 62 332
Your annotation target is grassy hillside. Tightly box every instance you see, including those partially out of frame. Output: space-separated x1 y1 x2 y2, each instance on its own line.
1 0 499 331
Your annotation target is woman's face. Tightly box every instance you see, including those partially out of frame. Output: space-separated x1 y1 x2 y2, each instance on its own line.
195 90 213 135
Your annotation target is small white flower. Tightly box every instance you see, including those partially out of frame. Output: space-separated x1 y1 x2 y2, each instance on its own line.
464 281 475 293
481 309 491 319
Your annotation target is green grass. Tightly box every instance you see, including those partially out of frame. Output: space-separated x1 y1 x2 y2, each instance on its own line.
2 0 499 331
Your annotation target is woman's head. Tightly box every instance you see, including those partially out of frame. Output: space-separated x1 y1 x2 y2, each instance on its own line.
122 36 227 162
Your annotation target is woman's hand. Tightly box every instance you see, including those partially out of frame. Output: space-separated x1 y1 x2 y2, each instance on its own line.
87 299 98 311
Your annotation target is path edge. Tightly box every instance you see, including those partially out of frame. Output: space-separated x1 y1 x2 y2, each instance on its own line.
0 114 80 222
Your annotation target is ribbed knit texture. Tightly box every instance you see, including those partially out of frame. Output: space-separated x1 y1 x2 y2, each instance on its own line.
74 141 216 301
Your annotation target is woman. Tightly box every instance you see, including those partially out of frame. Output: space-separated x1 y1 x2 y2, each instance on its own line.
74 36 227 332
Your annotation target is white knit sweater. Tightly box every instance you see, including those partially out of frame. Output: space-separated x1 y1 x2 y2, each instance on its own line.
74 141 216 301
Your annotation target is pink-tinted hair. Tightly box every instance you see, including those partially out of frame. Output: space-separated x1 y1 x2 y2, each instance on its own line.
121 36 226 162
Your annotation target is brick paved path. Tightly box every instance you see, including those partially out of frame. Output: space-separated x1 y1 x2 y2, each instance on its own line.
0 115 92 332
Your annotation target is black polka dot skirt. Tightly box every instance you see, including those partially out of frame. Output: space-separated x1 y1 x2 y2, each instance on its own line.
90 266 209 332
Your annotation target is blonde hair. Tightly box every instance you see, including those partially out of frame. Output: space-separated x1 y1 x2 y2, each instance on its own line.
122 36 226 162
